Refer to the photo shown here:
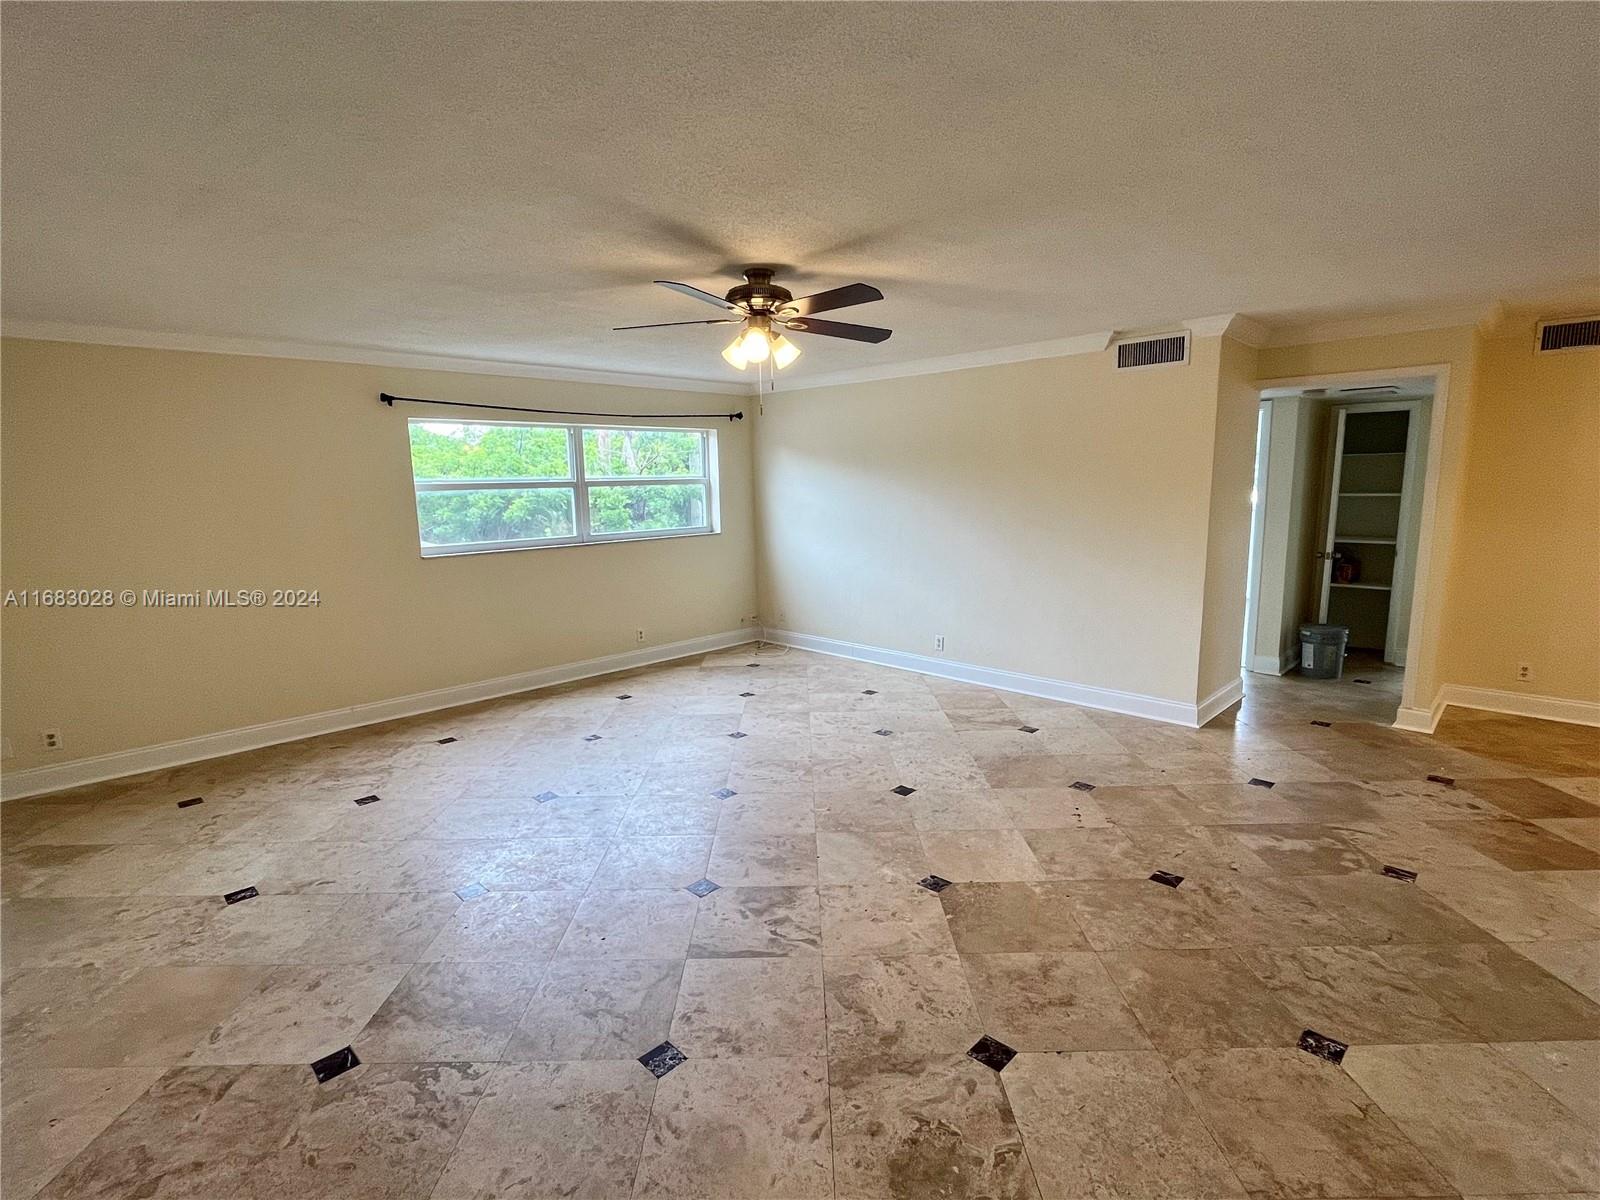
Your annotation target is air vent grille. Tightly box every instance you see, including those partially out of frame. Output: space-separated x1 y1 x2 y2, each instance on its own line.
1538 318 1600 354
1116 333 1189 369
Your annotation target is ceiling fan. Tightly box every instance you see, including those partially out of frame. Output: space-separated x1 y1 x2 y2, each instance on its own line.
614 267 891 371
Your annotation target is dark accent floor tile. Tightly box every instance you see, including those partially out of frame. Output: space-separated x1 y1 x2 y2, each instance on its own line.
222 887 259 905
685 878 721 898
1247 778 1275 788
917 875 954 893
712 788 737 800
1297 1028 1347 1063
1070 781 1096 792
353 795 381 806
1382 864 1419 882
638 1039 687 1078
966 1034 1017 1071
310 1045 361 1083
1149 871 1184 888
177 797 204 809
453 882 488 901
892 785 916 797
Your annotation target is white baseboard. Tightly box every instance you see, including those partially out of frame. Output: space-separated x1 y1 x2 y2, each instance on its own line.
1438 684 1600 728
1 629 757 801
1197 676 1247 726
1248 652 1297 676
762 628 1216 728
1394 684 1599 734
1393 694 1447 734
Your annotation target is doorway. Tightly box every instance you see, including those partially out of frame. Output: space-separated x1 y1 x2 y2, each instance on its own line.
1242 375 1438 724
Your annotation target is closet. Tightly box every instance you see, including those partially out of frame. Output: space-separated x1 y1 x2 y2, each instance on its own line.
1316 404 1422 663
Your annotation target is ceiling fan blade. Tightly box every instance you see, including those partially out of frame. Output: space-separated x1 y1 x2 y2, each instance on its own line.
783 316 893 343
655 280 744 312
613 319 738 331
782 282 884 317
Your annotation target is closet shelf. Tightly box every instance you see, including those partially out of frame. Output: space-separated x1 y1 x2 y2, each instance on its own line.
1331 582 1392 591
1333 535 1397 544
1341 451 1407 458
1340 491 1401 497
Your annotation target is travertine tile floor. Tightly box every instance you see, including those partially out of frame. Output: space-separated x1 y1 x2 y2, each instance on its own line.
3 644 1598 1199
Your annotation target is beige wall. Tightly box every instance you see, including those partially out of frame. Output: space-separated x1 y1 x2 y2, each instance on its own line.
1436 331 1599 701
1257 326 1481 708
1195 335 1262 700
6 316 1592 782
755 337 1238 707
1259 321 1600 711
1 339 758 771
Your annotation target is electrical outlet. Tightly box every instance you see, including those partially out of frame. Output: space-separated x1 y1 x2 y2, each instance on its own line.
934 635 946 653
636 629 646 644
41 729 63 752
1516 662 1533 683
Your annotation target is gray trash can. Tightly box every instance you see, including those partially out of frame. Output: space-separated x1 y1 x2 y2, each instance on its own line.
1298 624 1349 679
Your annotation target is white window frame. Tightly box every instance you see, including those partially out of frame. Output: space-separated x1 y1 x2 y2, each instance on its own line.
409 418 718 557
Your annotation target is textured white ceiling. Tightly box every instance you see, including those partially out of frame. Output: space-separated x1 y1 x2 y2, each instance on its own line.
3 2 1596 384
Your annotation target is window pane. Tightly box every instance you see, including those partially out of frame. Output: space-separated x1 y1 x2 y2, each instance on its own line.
409 421 571 481
583 428 703 478
416 488 576 548
587 483 707 535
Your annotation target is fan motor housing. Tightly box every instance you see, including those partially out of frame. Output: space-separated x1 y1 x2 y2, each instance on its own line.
726 267 793 314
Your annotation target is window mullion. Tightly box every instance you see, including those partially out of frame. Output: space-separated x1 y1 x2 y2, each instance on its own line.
573 427 592 543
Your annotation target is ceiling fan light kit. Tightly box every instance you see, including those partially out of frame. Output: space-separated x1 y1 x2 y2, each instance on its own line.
617 266 891 373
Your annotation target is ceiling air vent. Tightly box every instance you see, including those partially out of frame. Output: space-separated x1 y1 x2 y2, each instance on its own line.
1536 317 1600 354
1115 332 1190 370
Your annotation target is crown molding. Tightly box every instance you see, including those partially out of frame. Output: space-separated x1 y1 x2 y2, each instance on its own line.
0 320 750 396
771 331 1117 393
1184 312 1271 347
1260 303 1494 348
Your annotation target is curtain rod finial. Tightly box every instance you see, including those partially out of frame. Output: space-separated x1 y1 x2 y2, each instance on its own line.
379 393 395 406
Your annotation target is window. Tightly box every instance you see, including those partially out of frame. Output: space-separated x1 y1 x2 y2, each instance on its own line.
407 419 716 556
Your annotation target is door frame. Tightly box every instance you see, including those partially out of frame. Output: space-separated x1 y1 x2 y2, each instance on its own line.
1249 363 1452 726
1240 400 1272 670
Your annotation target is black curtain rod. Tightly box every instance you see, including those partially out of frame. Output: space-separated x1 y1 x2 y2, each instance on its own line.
379 392 744 421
